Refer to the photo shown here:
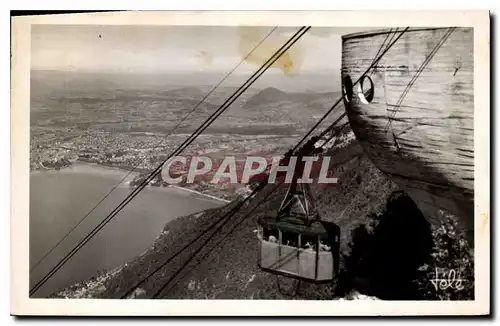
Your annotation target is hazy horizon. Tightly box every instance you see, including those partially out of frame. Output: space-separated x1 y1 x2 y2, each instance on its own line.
31 63 343 94
30 25 382 93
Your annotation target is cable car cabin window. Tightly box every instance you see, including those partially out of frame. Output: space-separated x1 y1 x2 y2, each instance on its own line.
300 234 318 252
319 235 333 252
280 230 299 248
262 227 279 243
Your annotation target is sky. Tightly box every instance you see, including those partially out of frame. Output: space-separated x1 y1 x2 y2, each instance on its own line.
31 25 378 74
31 25 377 92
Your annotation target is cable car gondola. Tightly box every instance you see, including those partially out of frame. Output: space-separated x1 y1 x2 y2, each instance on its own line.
256 142 340 283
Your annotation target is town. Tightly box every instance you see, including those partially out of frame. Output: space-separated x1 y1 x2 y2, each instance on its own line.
30 124 300 200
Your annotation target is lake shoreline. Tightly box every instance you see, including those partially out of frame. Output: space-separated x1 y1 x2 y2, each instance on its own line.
166 185 231 203
30 161 231 204
30 163 227 297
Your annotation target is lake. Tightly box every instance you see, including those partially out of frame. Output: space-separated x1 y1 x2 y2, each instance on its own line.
29 163 226 298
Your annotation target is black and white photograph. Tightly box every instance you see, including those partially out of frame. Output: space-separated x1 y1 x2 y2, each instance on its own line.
10 10 490 316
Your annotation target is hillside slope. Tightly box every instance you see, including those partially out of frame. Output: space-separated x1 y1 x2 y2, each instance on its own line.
51 137 401 299
50 131 474 301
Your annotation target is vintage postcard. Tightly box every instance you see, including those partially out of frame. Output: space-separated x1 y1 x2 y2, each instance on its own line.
11 10 490 316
